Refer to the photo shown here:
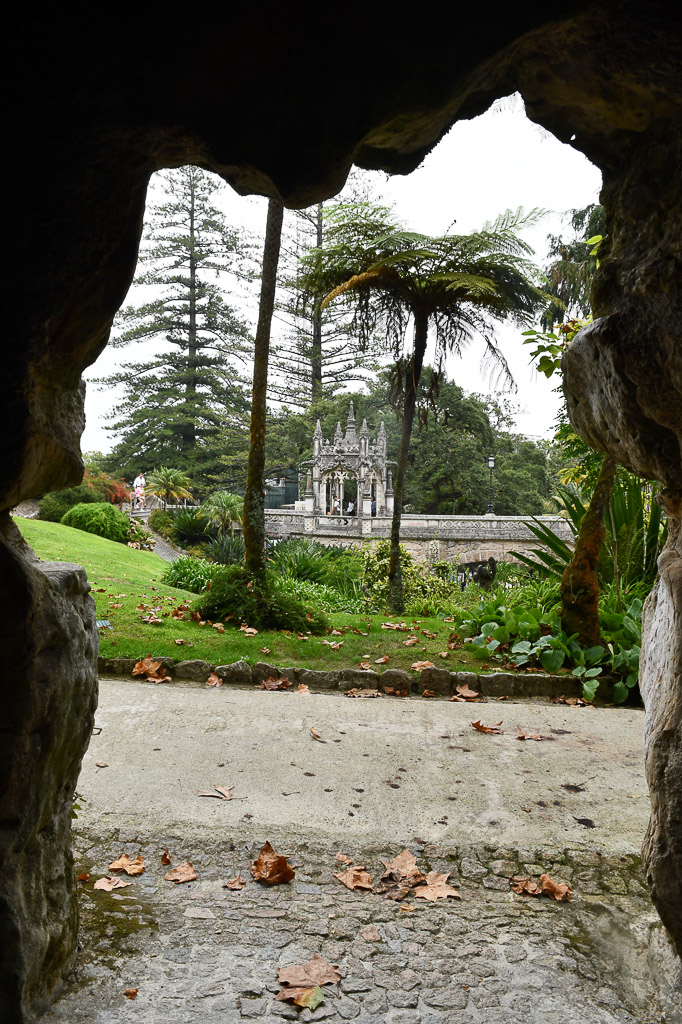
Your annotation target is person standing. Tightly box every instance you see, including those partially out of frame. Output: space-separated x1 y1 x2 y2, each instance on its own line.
133 471 146 509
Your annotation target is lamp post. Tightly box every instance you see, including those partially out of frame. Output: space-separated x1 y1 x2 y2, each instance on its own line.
486 454 495 514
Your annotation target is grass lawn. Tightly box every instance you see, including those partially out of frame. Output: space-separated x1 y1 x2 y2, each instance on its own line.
14 518 484 673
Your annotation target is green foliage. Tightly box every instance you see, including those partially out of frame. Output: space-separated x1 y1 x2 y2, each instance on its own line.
202 491 244 537
160 555 223 594
541 203 604 328
39 484 100 522
61 502 130 544
148 509 175 538
147 467 194 508
204 534 245 565
171 508 214 545
193 565 328 634
361 541 459 613
127 517 156 551
267 538 334 582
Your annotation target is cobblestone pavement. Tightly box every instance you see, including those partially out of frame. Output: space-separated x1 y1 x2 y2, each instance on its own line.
44 684 681 1023
45 831 680 1024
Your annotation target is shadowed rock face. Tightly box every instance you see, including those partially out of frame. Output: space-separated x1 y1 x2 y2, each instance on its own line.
1 2 681 1016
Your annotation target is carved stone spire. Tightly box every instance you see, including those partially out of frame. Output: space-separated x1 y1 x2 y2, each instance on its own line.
344 402 358 444
359 417 369 438
377 420 387 451
334 421 343 445
313 419 322 439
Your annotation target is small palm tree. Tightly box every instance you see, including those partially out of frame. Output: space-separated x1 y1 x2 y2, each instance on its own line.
202 490 244 537
318 209 545 611
146 467 193 509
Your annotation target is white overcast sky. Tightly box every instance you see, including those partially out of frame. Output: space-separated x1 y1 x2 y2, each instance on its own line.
82 95 601 453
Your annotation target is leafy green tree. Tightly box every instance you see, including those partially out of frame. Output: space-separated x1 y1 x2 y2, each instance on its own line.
270 181 398 408
541 204 604 328
95 165 252 487
147 467 193 509
202 491 243 537
318 210 544 611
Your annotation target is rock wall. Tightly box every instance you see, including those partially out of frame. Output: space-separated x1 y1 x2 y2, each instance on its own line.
0 517 98 1021
2 2 681 1016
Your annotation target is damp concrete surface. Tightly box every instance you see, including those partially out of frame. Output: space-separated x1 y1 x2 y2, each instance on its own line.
44 679 682 1024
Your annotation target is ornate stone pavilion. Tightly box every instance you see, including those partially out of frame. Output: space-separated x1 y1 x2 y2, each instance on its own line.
301 403 394 517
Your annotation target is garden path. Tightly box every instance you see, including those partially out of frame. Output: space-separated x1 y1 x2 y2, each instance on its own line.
44 680 681 1024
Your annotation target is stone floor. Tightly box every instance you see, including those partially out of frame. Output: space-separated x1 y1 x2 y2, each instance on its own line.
43 682 682 1024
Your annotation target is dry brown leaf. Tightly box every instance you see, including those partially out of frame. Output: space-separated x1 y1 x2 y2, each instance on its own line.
240 624 258 635
384 686 409 697
161 848 171 865
93 876 131 891
223 874 247 890
164 861 197 884
358 660 371 669
334 866 373 891
196 785 233 800
402 637 418 646
344 687 381 698
516 725 545 741
377 849 426 900
261 647 271 654
454 684 480 700
438 651 449 659
95 761 108 768
310 727 324 742
540 873 572 901
205 671 223 687
336 852 353 865
411 661 435 671
277 952 341 988
108 854 145 876
375 655 390 664
510 875 542 895
275 986 325 1009
132 654 168 682
413 870 461 902
250 841 295 885
422 689 437 698
77 872 90 882
331 629 344 636
296 683 311 693
124 988 138 1000
381 621 409 631
258 676 291 691
471 720 503 734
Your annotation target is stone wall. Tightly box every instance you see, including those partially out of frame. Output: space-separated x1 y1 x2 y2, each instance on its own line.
264 511 573 564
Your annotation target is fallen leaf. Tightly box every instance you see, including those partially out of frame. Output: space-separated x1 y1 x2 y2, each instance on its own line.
261 647 271 654
422 689 437 698
296 683 311 694
132 654 170 682
174 638 187 644
124 988 138 1000
413 870 461 902
164 861 197 884
77 872 90 882
381 622 409 631
377 849 426 900
438 651 449 659
108 854 145 876
374 655 390 664
453 684 480 700
258 676 291 691
277 953 341 987
471 720 503 734
322 639 344 650
211 623 225 633
161 849 171 865
516 726 545 741
574 816 598 829
334 866 373 890
411 661 435 671
384 686 409 697
240 624 258 635
93 876 131 891
561 782 587 793
344 688 381 698
540 873 572 901
250 841 295 885
402 637 418 647
510 875 542 895
95 761 108 768
358 661 371 669
205 671 223 687
275 986 325 1009
310 727 324 741
336 852 353 865
223 874 247 890
196 785 233 800
330 629 344 636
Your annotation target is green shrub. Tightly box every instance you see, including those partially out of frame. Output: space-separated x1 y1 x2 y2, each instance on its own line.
39 484 99 523
274 574 362 614
148 509 175 539
127 517 156 551
172 508 214 545
193 565 328 634
61 502 129 543
361 541 459 612
204 534 245 565
161 555 223 594
267 538 333 582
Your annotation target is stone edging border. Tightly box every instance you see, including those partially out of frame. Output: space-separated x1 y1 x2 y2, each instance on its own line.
97 656 616 701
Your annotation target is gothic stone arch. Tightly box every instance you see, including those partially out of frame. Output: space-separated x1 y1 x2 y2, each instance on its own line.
2 4 681 1017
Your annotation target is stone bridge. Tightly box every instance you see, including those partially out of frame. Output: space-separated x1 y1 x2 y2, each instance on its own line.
264 510 573 565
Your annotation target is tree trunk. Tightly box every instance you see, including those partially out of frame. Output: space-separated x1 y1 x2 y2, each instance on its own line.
560 453 618 645
243 198 284 585
185 181 198 450
387 311 428 613
310 203 323 402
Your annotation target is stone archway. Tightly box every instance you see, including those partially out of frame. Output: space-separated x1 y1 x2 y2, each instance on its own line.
2 4 681 1018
